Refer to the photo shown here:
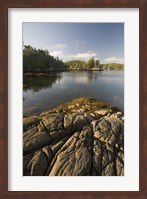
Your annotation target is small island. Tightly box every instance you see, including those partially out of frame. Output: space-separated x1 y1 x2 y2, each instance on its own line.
23 97 124 176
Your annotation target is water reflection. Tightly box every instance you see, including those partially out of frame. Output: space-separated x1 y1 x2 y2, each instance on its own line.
23 73 62 92
23 70 124 115
60 71 99 84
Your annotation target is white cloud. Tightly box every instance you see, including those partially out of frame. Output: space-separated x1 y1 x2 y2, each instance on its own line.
95 57 100 60
69 51 98 60
104 57 124 64
50 50 63 57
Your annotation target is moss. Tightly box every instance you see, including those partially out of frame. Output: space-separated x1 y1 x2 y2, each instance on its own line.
40 97 120 116
70 97 96 104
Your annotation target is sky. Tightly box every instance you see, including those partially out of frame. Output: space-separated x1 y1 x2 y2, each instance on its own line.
23 23 124 64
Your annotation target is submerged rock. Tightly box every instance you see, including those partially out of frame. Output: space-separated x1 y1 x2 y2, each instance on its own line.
23 97 124 176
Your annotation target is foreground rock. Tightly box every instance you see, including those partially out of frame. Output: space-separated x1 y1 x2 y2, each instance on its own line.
23 97 124 176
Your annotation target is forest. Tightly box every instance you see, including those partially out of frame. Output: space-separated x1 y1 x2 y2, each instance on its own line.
23 45 124 72
23 45 65 72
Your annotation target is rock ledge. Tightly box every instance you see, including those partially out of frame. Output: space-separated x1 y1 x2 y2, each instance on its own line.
23 97 124 176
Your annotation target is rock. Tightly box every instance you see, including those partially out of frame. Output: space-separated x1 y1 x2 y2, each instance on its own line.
41 113 64 132
84 113 96 123
116 157 124 176
25 150 48 176
64 114 75 133
23 122 52 154
23 152 34 174
94 109 110 116
23 116 40 132
102 162 115 176
72 114 88 132
48 126 92 176
41 146 53 161
23 97 124 176
50 136 70 155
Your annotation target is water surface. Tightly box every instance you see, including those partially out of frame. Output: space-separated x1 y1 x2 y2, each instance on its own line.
23 70 124 115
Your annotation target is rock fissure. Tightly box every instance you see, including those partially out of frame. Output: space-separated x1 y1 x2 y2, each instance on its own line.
98 160 114 176
23 97 124 176
90 127 94 175
40 120 53 141
113 146 117 176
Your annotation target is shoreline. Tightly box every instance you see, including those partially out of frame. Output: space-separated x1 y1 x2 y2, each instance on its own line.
23 68 124 77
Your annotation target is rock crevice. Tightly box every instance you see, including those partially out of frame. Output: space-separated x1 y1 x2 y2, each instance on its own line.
23 97 124 176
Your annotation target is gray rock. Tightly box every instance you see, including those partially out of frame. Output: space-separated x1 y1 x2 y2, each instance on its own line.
23 153 34 174
25 150 48 176
23 116 39 132
48 126 92 176
72 114 88 132
64 114 75 133
23 122 52 154
41 113 64 132
23 97 124 176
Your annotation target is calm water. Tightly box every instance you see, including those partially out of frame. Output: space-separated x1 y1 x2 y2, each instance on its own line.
23 70 124 115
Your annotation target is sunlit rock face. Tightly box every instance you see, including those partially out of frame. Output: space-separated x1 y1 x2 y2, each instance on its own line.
23 97 124 176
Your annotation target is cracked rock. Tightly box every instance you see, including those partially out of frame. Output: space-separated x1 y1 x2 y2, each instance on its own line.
23 97 124 176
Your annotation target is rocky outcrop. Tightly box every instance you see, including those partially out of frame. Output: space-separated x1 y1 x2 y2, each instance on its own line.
23 97 124 176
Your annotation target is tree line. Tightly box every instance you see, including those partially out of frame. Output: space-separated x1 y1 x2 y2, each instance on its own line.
23 45 124 72
23 45 65 72
101 63 124 70
65 58 100 69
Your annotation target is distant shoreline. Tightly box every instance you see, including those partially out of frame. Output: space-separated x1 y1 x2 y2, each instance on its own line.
23 68 124 77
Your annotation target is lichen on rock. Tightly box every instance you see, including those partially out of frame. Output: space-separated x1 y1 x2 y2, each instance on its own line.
23 97 124 176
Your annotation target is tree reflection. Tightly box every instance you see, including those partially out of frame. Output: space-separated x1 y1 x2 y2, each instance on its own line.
85 71 100 83
23 73 62 92
67 71 100 84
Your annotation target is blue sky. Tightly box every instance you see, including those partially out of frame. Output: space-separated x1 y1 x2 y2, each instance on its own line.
23 23 124 64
